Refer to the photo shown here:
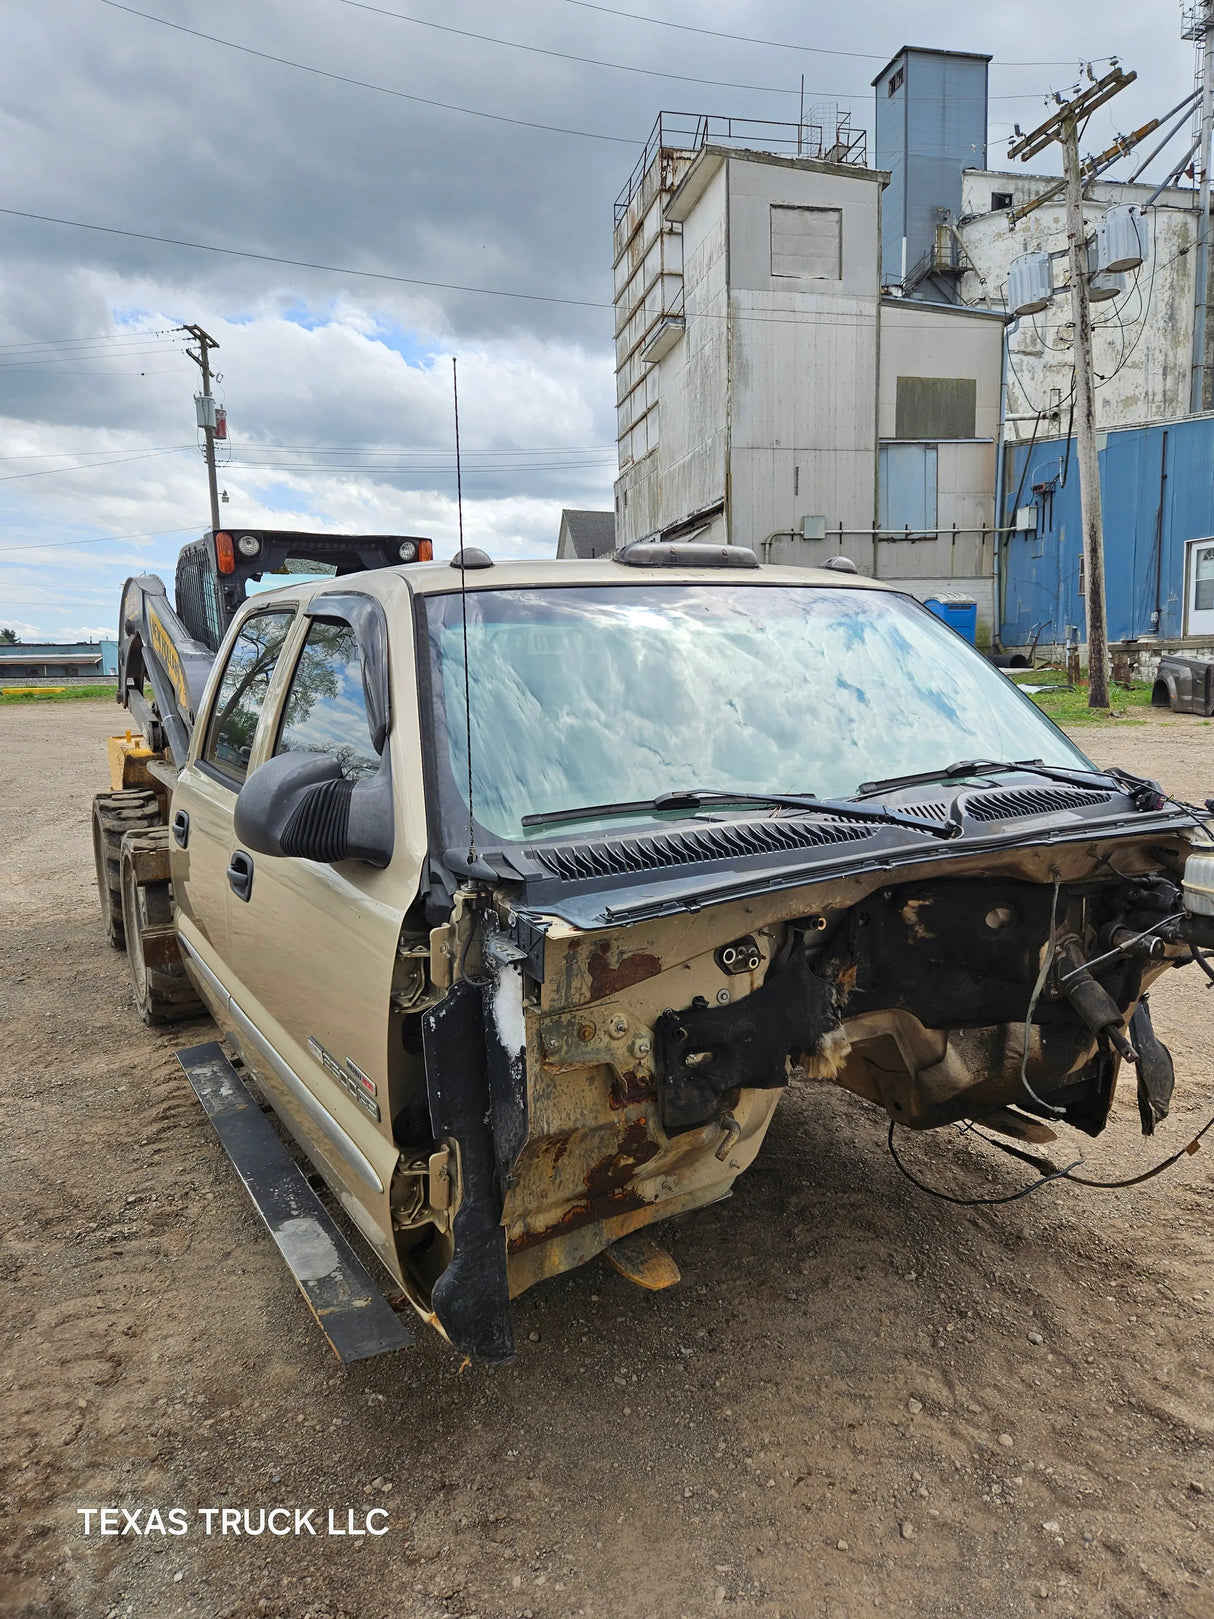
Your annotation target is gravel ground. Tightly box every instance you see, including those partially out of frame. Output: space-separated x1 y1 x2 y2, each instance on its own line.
1 699 1212 1619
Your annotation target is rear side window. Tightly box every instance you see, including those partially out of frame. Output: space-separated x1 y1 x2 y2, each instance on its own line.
276 621 380 782
204 611 294 782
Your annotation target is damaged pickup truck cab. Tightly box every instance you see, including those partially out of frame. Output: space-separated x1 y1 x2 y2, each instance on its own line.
157 544 1213 1362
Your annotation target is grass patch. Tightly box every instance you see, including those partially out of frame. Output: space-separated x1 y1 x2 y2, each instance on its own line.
0 683 118 705
1005 671 1153 725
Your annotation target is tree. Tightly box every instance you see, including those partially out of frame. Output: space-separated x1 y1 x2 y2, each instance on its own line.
0 628 19 645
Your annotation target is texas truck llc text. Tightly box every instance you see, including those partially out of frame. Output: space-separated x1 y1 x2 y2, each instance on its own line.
76 1508 390 1537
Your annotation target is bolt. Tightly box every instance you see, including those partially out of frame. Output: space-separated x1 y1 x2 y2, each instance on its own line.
577 1022 596 1043
633 1037 651 1057
716 988 731 1004
607 1014 629 1038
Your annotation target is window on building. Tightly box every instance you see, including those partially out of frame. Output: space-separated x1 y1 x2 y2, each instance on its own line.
895 376 978 440
888 67 904 96
204 611 295 783
276 620 380 783
770 205 842 281
991 191 1013 212
879 444 938 535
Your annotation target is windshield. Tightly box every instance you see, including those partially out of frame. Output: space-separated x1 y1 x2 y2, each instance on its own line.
423 584 1091 843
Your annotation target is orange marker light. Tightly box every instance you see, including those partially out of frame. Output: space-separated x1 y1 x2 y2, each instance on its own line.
418 539 433 561
215 531 235 573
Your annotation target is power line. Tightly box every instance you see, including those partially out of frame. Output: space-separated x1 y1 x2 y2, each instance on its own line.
0 449 189 483
342 5 1041 105
227 457 614 473
0 444 187 460
557 0 1100 67
0 441 616 460
0 331 182 353
0 346 185 370
0 204 614 310
237 441 616 454
99 0 637 145
0 525 200 556
341 0 806 96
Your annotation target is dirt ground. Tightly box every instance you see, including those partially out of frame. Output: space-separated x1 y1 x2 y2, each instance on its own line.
2 699 1212 1619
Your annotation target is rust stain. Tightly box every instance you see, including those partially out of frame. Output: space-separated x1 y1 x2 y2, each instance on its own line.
587 945 661 1001
507 1120 660 1252
610 1068 656 1108
508 1190 647 1251
547 1131 574 1169
583 1120 659 1200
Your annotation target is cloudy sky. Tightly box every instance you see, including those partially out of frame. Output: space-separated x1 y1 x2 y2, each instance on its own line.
0 0 1195 641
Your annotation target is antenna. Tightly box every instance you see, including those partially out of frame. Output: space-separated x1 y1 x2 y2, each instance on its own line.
452 356 477 866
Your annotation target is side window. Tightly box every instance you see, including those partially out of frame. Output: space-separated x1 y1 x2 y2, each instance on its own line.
203 611 294 783
276 620 380 782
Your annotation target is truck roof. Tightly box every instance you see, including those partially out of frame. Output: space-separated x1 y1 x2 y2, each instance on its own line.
243 554 895 607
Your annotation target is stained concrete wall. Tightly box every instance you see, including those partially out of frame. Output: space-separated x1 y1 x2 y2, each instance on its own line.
957 171 1199 434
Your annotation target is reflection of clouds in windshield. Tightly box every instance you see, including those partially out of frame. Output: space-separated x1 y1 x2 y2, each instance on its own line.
434 587 1088 841
278 624 379 782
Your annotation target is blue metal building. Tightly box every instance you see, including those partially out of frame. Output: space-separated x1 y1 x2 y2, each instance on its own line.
872 46 991 294
1000 415 1214 648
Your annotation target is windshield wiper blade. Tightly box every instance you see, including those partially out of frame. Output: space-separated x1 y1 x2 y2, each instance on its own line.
857 758 1124 799
856 758 1172 813
520 790 726 830
522 788 961 840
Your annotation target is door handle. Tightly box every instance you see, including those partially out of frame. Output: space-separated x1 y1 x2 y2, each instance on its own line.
172 809 190 848
227 850 254 902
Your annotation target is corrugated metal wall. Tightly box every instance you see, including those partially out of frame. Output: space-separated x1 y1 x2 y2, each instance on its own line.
874 49 989 287
1000 415 1214 645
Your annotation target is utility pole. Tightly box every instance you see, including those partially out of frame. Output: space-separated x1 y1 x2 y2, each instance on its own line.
1186 1 1214 412
1009 66 1135 709
182 324 221 535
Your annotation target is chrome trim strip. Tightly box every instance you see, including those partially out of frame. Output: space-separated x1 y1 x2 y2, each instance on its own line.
178 934 231 1014
226 999 384 1195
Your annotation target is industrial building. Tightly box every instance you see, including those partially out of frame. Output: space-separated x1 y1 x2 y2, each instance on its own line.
607 25 1214 664
0 639 118 682
612 111 1005 632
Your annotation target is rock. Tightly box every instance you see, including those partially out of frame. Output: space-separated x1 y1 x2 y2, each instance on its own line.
900 1521 915 1540
907 1398 922 1414
528 1330 541 1343
1042 1520 1061 1534
1028 1331 1044 1345
999 1433 1014 1448
1035 1583 1049 1599
1190 1481 1206 1495
836 1540 849 1551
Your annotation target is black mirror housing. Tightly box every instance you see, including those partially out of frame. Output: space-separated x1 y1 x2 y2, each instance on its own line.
234 751 395 868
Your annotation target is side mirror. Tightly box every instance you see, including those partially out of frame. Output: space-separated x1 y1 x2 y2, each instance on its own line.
233 751 394 868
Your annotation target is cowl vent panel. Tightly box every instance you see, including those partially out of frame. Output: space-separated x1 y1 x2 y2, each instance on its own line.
534 817 874 882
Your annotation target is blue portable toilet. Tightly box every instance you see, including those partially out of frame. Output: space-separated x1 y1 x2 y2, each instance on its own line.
925 592 977 644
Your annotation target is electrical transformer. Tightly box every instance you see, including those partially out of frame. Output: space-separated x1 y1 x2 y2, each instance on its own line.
1008 251 1053 317
1094 206 1145 275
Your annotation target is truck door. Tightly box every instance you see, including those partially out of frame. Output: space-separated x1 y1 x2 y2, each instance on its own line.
218 600 409 1249
170 608 297 996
